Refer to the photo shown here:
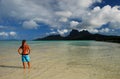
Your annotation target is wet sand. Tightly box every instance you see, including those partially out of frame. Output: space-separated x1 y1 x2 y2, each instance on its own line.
0 41 120 79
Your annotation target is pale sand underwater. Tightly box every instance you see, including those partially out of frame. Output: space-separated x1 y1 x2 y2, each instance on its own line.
0 41 120 79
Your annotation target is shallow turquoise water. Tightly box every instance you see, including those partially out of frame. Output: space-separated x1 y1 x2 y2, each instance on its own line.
0 41 120 79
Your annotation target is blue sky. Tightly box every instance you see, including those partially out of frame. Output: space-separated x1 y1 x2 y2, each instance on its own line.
0 0 120 40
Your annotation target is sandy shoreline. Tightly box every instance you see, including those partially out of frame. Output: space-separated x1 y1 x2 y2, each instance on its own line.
0 41 120 79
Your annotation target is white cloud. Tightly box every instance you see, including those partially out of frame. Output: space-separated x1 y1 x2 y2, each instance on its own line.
1 0 120 36
9 31 17 36
0 31 17 37
109 21 120 29
46 31 58 36
59 17 68 22
0 32 8 37
0 0 51 19
88 29 99 33
23 20 39 29
57 29 68 36
55 11 72 17
79 5 120 30
99 28 110 33
70 21 79 28
0 0 102 29
55 11 72 23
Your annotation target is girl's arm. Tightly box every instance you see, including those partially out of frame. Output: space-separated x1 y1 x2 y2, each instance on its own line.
18 47 22 55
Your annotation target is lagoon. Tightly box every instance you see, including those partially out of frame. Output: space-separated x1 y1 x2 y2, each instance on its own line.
0 41 120 79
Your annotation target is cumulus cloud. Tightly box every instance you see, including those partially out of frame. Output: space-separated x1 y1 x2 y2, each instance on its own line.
59 17 68 22
0 31 17 39
84 5 120 29
88 29 99 33
99 28 110 33
0 32 8 37
23 20 39 29
109 21 120 29
0 0 120 37
57 29 69 36
0 0 102 28
9 31 17 36
70 21 79 28
55 11 72 17
46 31 58 36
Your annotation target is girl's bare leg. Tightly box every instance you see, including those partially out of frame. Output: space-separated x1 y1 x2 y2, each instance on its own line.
23 62 26 69
27 62 30 69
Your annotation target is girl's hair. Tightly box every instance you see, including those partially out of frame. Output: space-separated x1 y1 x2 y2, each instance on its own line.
21 40 26 48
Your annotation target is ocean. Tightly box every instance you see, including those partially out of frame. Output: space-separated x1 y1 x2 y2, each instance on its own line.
0 41 120 79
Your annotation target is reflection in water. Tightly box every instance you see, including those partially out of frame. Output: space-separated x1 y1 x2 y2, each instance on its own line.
0 41 120 79
65 41 120 78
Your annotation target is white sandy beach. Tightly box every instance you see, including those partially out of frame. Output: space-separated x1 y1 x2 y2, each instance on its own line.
0 41 120 79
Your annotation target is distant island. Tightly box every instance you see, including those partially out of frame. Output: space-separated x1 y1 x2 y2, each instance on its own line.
35 29 120 43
